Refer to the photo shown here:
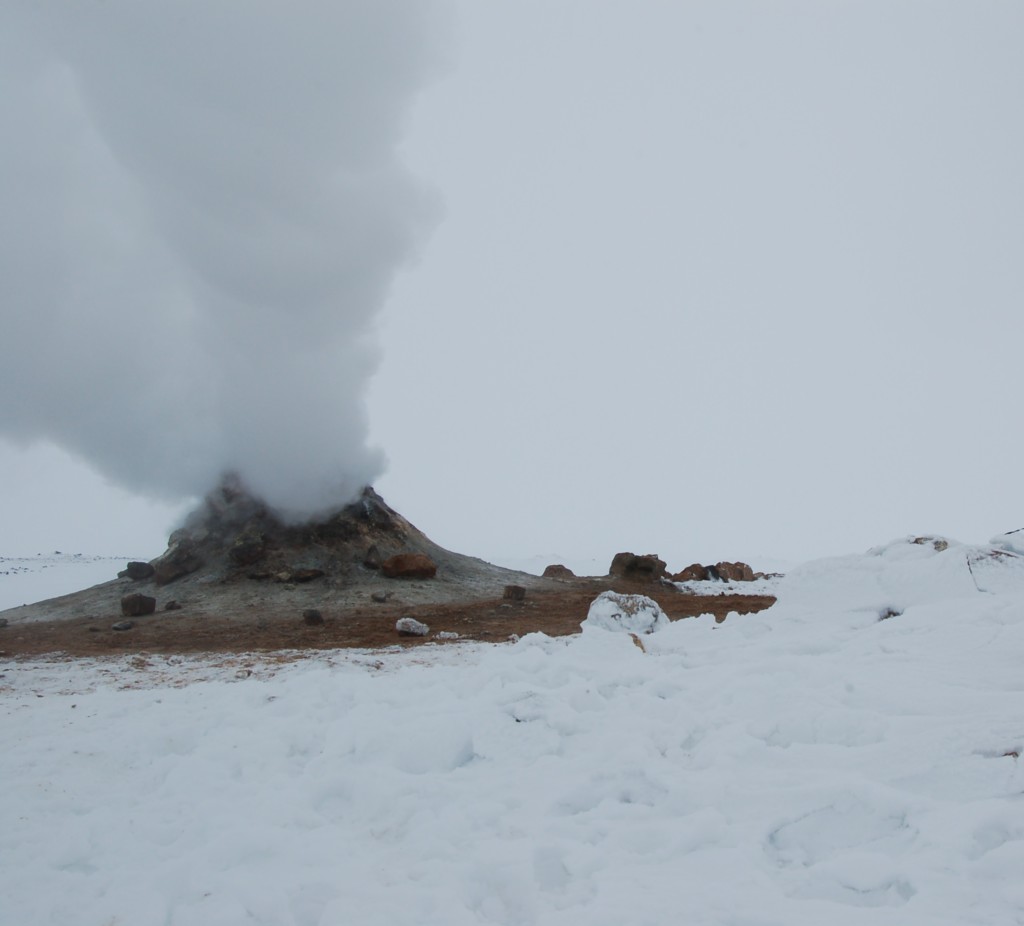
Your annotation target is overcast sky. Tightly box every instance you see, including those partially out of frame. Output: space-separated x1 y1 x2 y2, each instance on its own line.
2 1 1022 570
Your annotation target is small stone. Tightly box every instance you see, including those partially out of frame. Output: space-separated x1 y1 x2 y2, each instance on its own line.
371 591 390 603
303 609 324 626
435 631 460 640
503 585 526 601
396 616 430 636
111 620 135 631
164 600 182 611
289 568 325 583
121 593 157 617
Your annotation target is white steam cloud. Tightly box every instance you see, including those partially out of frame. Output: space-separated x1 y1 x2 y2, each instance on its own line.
0 1 444 517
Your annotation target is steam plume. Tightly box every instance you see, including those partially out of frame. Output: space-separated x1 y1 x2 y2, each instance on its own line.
0 1 443 517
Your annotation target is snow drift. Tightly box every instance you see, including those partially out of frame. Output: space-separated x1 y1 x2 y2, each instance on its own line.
3 533 1024 924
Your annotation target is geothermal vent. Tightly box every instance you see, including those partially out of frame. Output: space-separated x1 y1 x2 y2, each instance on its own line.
145 476 534 594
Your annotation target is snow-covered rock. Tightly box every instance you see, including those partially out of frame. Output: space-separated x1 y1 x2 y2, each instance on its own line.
582 591 669 634
395 616 430 636
991 527 1024 556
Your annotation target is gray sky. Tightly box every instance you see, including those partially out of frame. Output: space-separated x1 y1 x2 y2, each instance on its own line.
2 1 1022 569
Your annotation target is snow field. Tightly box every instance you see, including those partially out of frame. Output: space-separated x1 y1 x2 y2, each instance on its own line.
3 536 1024 924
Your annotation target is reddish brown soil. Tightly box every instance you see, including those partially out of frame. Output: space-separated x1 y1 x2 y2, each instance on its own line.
0 580 774 658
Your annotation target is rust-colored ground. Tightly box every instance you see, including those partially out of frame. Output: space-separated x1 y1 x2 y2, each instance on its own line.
0 580 775 658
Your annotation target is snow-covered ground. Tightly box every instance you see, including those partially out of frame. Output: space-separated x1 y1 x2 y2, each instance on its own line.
3 534 1024 925
0 553 131 612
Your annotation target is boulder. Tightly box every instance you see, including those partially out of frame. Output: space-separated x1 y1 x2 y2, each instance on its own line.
672 563 708 582
123 561 155 581
608 552 667 581
152 540 203 586
302 609 324 626
542 564 575 579
381 553 437 580
120 593 156 617
164 600 182 611
715 561 755 582
503 585 526 601
582 592 669 635
396 616 430 636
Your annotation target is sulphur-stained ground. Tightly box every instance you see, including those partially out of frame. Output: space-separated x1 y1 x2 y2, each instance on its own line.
0 575 774 657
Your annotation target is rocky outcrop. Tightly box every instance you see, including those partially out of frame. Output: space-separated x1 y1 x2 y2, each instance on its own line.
671 561 757 582
715 561 755 582
542 564 575 579
609 552 667 581
228 529 267 566
381 553 437 579
672 564 707 582
363 545 382 570
152 537 204 586
121 561 155 580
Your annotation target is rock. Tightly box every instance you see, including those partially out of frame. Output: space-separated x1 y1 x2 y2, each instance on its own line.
164 600 182 611
152 540 204 586
120 593 156 617
582 592 669 635
371 591 390 603
503 585 526 601
542 564 575 579
396 616 430 636
381 553 437 580
123 561 155 581
705 564 723 581
111 620 135 631
303 609 324 626
363 544 382 570
672 563 708 582
0 618 8 628
608 552 667 581
435 631 460 640
715 561 755 582
289 568 325 584
228 529 267 566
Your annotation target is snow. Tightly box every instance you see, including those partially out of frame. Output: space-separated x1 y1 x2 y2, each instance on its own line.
0 552 129 612
4 535 1024 924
